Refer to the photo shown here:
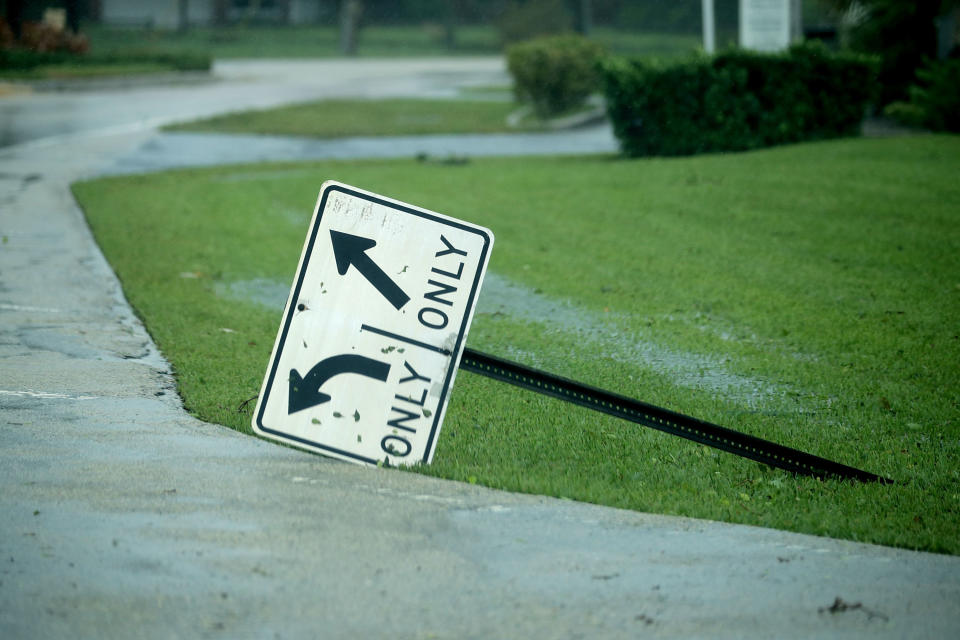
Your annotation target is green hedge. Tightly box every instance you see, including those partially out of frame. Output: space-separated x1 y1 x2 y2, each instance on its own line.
507 33 605 118
0 49 211 73
599 43 879 157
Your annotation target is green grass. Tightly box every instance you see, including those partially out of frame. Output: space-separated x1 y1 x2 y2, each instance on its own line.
164 98 535 137
82 24 698 59
72 136 960 554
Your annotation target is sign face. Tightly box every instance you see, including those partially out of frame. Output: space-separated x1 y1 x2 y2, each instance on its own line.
739 0 790 52
252 181 493 467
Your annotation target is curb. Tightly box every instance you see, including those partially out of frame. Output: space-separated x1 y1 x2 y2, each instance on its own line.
507 95 608 131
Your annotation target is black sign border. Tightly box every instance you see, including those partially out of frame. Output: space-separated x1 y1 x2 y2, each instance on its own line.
255 183 492 466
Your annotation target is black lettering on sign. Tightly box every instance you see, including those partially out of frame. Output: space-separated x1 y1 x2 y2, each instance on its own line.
436 235 467 258
418 307 448 329
387 406 419 433
381 360 433 457
399 360 430 385
418 235 469 331
395 388 428 407
381 434 412 457
431 261 464 280
424 279 457 307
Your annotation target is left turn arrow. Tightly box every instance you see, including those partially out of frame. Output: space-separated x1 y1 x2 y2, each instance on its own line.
289 354 391 414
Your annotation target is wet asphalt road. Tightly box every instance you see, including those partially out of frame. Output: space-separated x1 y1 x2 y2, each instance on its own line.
0 58 509 149
1 59 959 639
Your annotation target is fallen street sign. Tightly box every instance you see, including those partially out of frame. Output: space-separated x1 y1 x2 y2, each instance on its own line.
252 181 493 467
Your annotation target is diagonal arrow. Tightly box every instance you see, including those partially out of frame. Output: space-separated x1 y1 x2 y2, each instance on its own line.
329 230 410 310
289 354 391 414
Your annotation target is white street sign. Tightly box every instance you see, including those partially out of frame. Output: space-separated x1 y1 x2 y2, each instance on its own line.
252 181 493 467
740 0 791 52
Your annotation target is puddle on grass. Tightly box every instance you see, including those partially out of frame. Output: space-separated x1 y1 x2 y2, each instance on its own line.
214 278 290 310
279 207 311 227
477 272 784 408
216 271 790 408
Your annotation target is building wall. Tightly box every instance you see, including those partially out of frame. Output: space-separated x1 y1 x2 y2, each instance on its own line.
290 0 327 24
99 1 328 29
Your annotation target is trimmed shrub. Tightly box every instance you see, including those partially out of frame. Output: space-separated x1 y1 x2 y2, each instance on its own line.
507 33 605 118
894 58 960 133
18 21 89 54
0 49 211 73
0 19 89 56
599 43 879 157
0 18 209 75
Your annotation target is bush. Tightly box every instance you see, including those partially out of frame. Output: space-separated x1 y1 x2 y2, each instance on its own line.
882 101 926 128
895 58 960 133
838 0 942 106
507 33 605 118
0 48 211 74
599 43 879 157
18 21 89 54
0 19 89 56
0 17 208 75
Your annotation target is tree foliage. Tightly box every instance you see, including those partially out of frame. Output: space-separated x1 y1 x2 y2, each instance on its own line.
818 0 958 104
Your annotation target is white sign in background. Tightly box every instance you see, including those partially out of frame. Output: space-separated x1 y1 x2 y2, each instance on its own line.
740 0 791 52
253 181 493 467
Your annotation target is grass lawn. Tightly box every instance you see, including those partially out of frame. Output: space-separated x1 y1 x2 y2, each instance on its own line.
164 98 535 137
73 136 960 554
83 24 699 59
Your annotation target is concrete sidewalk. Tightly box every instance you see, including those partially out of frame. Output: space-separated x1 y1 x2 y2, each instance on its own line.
1 72 959 638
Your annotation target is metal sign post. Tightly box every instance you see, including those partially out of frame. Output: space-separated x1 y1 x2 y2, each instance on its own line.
254 182 888 483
